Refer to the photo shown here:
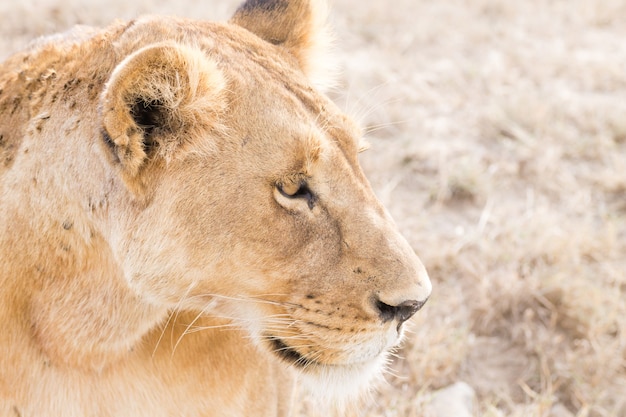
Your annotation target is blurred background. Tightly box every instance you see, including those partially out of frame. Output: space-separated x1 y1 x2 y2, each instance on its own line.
2 1 624 416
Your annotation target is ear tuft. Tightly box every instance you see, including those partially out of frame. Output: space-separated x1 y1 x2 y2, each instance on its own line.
100 42 226 193
231 0 337 91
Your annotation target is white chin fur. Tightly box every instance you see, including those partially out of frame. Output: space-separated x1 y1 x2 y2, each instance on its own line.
295 352 390 410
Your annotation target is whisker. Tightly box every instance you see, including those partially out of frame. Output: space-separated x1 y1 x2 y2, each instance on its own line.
152 283 196 357
357 87 397 111
341 80 394 123
185 292 293 308
363 118 410 135
171 301 215 357
185 319 306 336
183 322 242 333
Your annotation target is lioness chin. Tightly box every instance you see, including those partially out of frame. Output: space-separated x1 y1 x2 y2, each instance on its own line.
0 0 431 415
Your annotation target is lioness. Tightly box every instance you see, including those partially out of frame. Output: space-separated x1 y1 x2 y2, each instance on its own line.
0 0 431 415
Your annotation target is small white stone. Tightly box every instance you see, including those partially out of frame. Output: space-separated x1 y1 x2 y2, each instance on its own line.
550 403 575 417
430 381 476 417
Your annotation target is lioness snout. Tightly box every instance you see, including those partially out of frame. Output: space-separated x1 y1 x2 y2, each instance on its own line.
375 297 428 325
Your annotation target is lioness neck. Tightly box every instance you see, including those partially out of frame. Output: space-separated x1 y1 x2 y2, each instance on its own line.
0 163 164 372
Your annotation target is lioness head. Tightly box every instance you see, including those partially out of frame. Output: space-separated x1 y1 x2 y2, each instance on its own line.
100 0 431 402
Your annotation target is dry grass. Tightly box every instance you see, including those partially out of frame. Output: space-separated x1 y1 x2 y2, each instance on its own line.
2 1 624 416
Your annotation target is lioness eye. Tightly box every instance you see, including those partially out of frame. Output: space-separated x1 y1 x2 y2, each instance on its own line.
277 181 316 209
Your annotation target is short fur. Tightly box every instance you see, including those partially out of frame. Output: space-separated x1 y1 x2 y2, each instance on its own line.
0 1 431 416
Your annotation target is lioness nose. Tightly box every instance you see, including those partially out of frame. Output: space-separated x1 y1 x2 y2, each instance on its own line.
375 298 428 325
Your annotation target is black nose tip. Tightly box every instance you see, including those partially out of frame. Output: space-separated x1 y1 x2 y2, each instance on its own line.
376 298 428 325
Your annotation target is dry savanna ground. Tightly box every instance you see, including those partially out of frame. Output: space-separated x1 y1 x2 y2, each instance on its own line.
1 1 624 416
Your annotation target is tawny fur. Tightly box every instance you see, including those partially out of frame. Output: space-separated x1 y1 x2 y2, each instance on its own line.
0 1 431 416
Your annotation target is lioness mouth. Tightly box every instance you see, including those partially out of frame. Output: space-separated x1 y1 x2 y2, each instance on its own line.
268 337 315 369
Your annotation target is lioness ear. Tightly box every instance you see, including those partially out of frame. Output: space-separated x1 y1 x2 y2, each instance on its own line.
231 0 336 90
101 42 226 193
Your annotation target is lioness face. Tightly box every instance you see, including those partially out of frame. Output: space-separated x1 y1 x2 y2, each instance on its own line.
101 1 431 401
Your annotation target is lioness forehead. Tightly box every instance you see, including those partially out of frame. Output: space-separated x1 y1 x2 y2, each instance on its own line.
115 17 362 159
